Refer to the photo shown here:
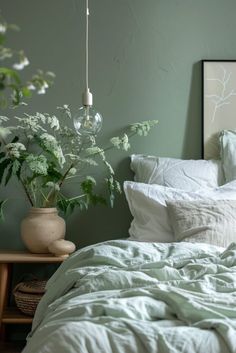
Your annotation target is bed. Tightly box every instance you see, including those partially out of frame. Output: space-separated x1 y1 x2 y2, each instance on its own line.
22 240 236 353
22 62 236 353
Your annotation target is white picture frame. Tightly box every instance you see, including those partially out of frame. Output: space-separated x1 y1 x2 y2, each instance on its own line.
202 60 236 159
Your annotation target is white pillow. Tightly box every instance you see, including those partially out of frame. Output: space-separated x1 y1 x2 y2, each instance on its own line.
130 154 224 191
167 200 236 247
124 180 236 243
220 130 236 182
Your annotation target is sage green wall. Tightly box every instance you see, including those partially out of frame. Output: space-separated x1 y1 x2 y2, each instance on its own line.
1 0 236 249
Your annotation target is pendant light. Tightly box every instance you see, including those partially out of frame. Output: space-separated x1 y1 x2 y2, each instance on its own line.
73 0 103 138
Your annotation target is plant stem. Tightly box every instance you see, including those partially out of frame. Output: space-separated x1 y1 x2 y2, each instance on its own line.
44 163 74 207
59 163 74 187
68 194 86 201
19 178 34 206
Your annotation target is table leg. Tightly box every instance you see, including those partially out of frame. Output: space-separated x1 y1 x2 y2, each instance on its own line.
0 263 11 341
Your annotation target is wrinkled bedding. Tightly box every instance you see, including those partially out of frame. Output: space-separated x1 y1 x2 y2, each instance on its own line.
23 240 236 353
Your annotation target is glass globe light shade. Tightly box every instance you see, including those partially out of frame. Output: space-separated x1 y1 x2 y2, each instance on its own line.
73 105 103 137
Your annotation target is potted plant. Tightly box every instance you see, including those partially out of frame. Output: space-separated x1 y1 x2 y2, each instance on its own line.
0 106 158 252
0 10 54 227
0 12 158 253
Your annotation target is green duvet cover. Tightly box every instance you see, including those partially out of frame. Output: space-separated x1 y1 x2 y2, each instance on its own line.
23 240 236 353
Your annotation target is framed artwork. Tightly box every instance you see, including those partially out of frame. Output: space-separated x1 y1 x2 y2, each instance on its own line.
202 60 236 159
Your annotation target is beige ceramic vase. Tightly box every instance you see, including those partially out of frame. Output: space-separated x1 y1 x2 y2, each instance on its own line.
21 208 66 253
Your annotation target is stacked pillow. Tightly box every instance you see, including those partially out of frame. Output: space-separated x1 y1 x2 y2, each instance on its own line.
130 154 224 191
167 199 236 248
125 154 236 247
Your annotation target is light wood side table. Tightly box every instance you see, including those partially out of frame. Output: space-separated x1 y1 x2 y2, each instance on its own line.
0 251 65 342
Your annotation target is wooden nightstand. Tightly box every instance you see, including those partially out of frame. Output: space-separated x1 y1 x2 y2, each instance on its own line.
0 251 65 342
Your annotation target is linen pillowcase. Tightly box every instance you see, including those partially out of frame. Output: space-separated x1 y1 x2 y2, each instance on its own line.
167 200 236 247
220 130 236 182
130 154 224 191
124 180 236 243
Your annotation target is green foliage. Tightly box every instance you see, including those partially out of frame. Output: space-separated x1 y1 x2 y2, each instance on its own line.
0 104 158 218
0 157 11 184
0 12 55 108
0 11 55 217
57 197 84 217
130 120 159 136
0 6 159 219
0 67 21 84
81 177 107 207
110 121 159 150
57 177 107 218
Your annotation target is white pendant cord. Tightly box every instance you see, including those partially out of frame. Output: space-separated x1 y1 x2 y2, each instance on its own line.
82 0 93 106
86 0 89 91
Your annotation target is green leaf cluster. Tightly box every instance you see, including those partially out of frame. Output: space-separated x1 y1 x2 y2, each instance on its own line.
0 12 55 108
57 177 107 217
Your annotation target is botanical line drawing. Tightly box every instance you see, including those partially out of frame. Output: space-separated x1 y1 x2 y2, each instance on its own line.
206 65 236 122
